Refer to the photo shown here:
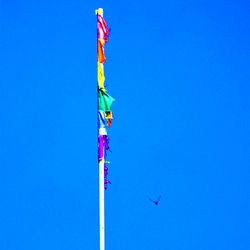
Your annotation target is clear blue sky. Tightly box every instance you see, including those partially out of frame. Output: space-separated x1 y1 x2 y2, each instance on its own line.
1 0 249 249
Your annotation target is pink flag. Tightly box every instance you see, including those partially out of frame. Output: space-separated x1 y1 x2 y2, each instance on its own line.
97 14 110 42
98 135 105 162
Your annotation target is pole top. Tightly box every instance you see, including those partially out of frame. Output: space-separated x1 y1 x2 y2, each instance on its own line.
95 8 103 16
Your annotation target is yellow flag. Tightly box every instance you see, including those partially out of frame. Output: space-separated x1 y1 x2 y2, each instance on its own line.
98 62 105 90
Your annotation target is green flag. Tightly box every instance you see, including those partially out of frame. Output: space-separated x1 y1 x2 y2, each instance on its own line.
98 89 115 112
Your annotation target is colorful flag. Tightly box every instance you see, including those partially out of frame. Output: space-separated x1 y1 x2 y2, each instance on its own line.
98 89 115 112
97 14 110 42
98 135 105 162
98 39 106 63
105 111 113 127
98 135 109 162
98 111 106 128
96 9 114 191
98 62 105 90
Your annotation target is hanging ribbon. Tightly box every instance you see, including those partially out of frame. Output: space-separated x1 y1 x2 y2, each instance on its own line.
104 164 111 190
105 111 113 127
98 135 110 162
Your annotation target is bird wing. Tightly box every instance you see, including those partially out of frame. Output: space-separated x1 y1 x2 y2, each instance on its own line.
156 195 161 202
149 198 155 203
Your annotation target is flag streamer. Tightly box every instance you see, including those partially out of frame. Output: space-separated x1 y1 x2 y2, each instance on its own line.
98 62 105 90
97 10 114 189
98 89 115 112
97 14 110 42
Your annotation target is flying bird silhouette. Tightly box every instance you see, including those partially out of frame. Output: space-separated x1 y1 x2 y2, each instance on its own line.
149 195 161 205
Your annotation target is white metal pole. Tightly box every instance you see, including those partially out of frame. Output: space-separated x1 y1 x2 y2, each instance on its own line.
97 8 105 250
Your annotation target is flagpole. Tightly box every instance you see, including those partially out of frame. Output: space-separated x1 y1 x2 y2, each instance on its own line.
97 8 105 250
99 158 105 250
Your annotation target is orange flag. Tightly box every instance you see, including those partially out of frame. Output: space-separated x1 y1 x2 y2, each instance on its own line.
98 40 105 63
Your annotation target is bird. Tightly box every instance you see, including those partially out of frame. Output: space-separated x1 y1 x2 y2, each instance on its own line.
149 195 161 205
